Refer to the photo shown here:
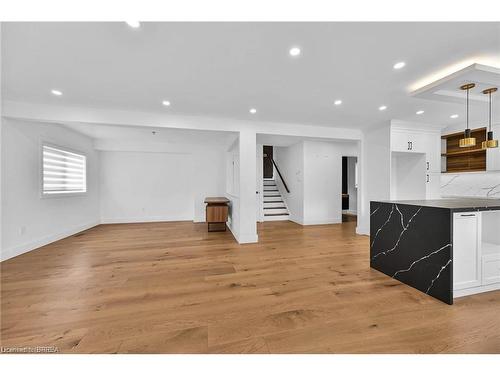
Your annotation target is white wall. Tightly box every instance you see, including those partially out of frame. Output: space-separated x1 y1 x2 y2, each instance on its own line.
303 140 358 225
100 151 194 223
237 129 257 243
224 132 258 244
97 142 227 224
225 139 240 236
347 156 358 214
1 118 100 261
274 140 358 225
358 124 391 235
274 142 304 223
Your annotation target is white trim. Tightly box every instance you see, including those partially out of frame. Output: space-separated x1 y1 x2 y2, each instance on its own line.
237 233 259 244
356 225 369 236
101 215 193 224
301 217 342 225
225 221 258 244
1 220 99 262
453 283 500 298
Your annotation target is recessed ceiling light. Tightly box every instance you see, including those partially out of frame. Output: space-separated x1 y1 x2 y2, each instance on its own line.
126 21 140 28
162 100 171 106
416 110 425 115
51 89 63 96
393 61 406 70
289 47 301 57
334 100 342 106
249 108 257 114
379 105 387 111
450 114 459 119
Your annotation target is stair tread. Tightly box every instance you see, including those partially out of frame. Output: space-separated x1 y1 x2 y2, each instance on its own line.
264 207 287 210
264 212 290 216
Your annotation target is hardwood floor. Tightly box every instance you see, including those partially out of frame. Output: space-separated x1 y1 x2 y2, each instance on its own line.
1 220 500 353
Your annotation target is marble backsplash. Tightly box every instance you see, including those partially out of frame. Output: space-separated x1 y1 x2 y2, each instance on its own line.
441 171 500 198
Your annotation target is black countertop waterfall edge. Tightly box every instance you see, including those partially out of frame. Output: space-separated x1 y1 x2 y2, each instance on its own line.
370 199 500 305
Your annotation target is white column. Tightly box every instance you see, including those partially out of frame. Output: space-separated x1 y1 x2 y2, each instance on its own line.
237 129 258 243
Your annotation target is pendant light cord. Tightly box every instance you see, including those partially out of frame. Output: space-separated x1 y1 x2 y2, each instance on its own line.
466 87 469 131
489 91 492 131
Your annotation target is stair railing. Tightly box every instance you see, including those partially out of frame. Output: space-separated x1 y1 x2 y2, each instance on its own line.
266 155 290 193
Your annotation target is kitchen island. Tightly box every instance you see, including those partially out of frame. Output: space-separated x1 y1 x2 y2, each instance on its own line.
370 199 500 304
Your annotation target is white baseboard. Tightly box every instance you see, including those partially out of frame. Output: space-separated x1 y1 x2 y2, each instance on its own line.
1 220 100 262
356 225 369 236
454 283 500 298
225 222 258 244
237 233 259 244
290 216 343 226
301 217 342 225
226 220 238 241
101 215 193 224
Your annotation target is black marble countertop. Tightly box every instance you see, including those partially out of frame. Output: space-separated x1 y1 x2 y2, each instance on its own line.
375 198 500 212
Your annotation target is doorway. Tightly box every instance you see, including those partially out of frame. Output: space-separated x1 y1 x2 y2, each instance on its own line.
341 156 358 223
263 145 273 179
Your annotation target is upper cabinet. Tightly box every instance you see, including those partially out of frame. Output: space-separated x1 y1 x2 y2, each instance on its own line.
390 122 441 171
486 125 500 171
389 121 442 200
391 129 426 153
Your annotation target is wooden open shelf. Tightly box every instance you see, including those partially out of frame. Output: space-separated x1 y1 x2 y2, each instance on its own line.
441 127 486 173
441 148 486 157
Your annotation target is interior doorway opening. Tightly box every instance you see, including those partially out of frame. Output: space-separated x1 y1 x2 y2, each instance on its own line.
342 156 358 223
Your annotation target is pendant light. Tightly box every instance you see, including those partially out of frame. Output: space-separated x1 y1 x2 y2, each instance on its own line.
481 87 498 149
459 83 476 148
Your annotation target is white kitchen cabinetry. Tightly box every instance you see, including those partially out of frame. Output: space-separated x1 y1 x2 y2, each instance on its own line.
425 172 441 199
424 134 441 173
486 125 500 171
390 122 442 200
482 252 500 285
453 212 482 291
391 130 425 153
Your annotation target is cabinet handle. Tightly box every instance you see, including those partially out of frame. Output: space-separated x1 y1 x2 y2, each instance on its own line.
426 174 429 183
407 141 410 150
409 141 413 150
460 213 476 217
426 161 429 170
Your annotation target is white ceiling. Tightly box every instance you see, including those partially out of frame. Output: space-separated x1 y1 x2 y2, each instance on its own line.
2 22 500 129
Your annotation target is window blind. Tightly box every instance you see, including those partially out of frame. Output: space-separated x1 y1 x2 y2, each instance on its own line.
42 145 87 195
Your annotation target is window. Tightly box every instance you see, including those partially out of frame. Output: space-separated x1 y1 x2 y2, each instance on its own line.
42 144 87 195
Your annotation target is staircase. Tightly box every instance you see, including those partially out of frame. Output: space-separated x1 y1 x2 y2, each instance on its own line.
263 178 290 221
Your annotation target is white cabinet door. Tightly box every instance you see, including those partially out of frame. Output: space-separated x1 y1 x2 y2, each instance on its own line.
392 130 424 153
453 212 482 291
482 254 500 285
391 130 411 152
424 134 441 173
425 172 441 199
486 125 500 171
407 132 425 153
